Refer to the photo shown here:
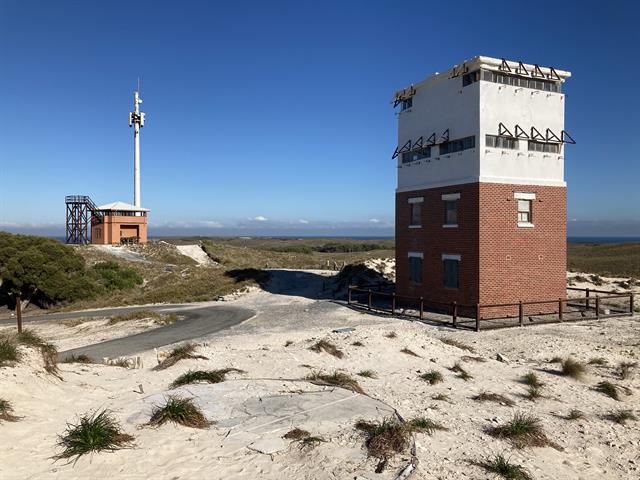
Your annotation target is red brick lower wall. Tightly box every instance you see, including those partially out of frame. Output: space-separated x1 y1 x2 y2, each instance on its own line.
395 182 566 318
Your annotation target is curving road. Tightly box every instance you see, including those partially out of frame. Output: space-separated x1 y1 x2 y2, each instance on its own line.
0 304 255 362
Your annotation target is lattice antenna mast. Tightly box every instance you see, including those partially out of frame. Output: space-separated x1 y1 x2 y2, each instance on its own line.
128 89 145 208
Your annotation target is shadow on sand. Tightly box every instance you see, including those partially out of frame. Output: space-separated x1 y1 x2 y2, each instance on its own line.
225 268 339 300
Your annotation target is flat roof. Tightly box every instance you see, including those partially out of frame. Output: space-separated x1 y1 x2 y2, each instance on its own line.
394 55 572 98
97 201 149 212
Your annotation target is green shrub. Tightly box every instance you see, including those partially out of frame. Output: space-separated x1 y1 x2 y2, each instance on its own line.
0 232 99 308
92 261 143 290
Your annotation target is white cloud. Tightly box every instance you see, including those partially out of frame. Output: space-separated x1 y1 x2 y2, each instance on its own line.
369 218 381 223
298 219 309 224
251 215 268 222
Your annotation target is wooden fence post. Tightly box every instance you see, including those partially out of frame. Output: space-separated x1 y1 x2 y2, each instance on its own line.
419 297 424 320
452 301 457 328
392 294 396 315
586 288 590 310
518 301 523 327
558 298 563 322
475 303 481 332
595 295 600 319
15 294 22 334
631 293 635 315
348 286 352 305
368 289 372 311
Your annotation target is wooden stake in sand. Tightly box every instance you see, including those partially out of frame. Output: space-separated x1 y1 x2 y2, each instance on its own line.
15 294 22 334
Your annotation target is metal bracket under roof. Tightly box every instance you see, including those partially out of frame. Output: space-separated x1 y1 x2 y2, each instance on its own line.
561 130 576 144
426 132 436 145
531 126 545 141
532 64 546 78
439 129 449 143
515 61 529 76
393 85 416 107
498 122 514 138
515 125 530 139
546 128 561 142
499 58 512 73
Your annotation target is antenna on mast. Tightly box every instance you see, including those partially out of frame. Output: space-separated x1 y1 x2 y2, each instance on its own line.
129 84 145 208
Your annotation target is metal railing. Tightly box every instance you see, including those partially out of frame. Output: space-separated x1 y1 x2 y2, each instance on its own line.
347 285 635 331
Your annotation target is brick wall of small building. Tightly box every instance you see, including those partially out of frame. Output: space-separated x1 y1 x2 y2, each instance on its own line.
395 182 566 317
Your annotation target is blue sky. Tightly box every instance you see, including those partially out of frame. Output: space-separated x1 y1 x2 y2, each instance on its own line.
1 0 639 237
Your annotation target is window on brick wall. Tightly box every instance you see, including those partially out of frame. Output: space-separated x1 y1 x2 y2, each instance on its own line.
518 200 532 223
408 253 423 284
515 192 535 227
442 255 460 289
408 197 423 227
442 193 460 227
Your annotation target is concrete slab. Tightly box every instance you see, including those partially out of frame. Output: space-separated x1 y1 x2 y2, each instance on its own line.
127 379 395 456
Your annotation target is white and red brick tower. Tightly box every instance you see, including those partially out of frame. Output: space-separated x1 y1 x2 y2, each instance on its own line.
394 56 573 315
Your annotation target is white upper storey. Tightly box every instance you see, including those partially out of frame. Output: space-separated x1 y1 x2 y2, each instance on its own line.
395 56 572 192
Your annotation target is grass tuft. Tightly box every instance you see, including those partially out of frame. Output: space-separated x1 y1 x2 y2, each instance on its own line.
432 393 450 402
476 453 533 480
548 356 563 363
357 370 378 379
521 372 543 388
607 409 637 425
450 362 473 381
170 368 245 388
594 381 620 400
153 343 208 370
566 409 585 420
561 358 587 380
284 340 294 347
472 392 515 407
384 331 397 339
439 338 475 352
487 412 553 449
309 340 344 359
55 410 134 462
420 370 444 385
619 361 637 380
283 428 309 440
0 336 20 365
62 354 94 364
400 347 421 358
524 385 543 401
588 357 608 366
147 396 210 429
351 341 364 347
298 435 326 450
355 416 445 459
0 398 20 422
306 371 364 394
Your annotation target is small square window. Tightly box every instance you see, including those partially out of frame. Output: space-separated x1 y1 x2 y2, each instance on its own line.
444 200 458 226
443 259 459 289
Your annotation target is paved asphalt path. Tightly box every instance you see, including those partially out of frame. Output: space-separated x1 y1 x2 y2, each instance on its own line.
0 304 255 362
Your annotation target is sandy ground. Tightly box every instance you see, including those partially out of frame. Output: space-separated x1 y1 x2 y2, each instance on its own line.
175 244 217 267
1 270 639 480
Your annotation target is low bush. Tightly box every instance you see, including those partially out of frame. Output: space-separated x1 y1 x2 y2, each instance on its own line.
92 261 143 291
487 413 554 449
153 343 208 370
420 370 444 385
306 371 364 394
476 453 532 480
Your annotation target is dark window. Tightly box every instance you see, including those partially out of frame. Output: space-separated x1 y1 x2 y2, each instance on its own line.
409 256 422 284
528 141 559 153
440 136 475 155
486 134 518 150
410 202 422 227
462 70 480 87
401 97 413 111
402 147 431 164
443 259 459 289
481 69 561 93
444 199 458 225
